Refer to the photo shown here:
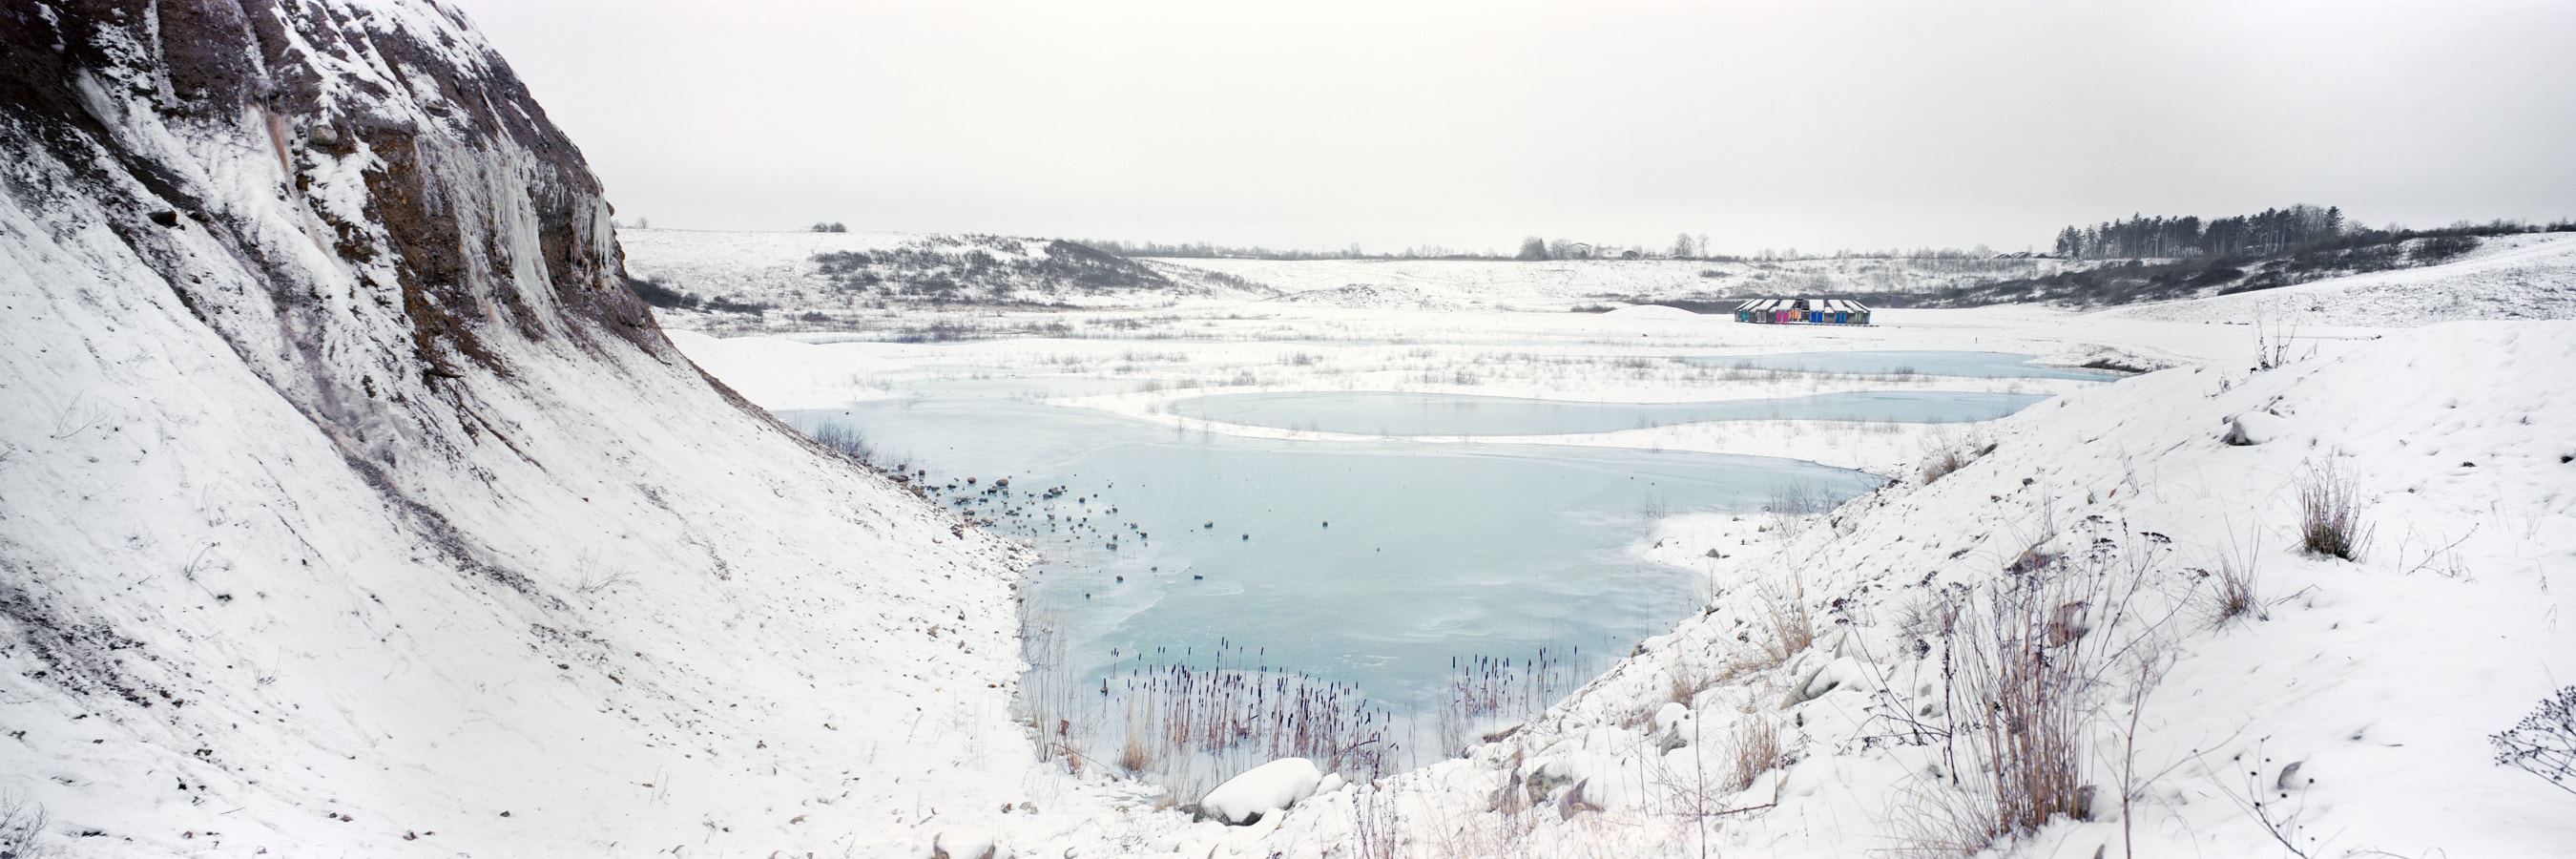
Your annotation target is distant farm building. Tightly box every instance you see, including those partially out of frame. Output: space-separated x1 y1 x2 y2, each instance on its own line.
1735 298 1872 325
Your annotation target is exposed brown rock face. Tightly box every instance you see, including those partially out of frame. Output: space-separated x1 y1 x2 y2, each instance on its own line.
1 0 667 467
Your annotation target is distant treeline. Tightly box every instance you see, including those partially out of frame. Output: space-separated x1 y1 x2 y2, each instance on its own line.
2049 204 2573 260
1844 212 2574 309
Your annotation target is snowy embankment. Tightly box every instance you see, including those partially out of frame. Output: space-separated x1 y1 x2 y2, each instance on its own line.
658 249 2575 855
2110 233 2576 328
1017 320 2571 857
0 3 1062 856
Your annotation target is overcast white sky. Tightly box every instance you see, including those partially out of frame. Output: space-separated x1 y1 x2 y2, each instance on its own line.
450 0 2576 255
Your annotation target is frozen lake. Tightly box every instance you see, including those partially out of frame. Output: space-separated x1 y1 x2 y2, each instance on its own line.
1682 349 2119 381
784 391 1884 715
1165 389 2049 436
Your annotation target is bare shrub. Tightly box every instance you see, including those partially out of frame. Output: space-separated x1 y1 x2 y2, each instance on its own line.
1351 783 1403 859
2491 685 2576 796
1951 585 2090 838
1636 493 1672 523
1920 438 1995 484
571 553 635 597
1922 450 1970 484
2296 459 2370 561
807 422 878 466
1766 481 1832 535
0 790 48 859
1903 527 2184 856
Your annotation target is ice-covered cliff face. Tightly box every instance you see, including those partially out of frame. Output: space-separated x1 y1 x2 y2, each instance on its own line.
4 0 656 462
0 3 1042 855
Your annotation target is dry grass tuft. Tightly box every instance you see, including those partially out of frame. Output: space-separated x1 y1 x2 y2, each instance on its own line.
1920 439 1996 484
2297 459 2371 560
2209 534 2265 625
1726 715 1783 793
1669 654 1702 706
1756 579 1816 667
1119 731 1153 776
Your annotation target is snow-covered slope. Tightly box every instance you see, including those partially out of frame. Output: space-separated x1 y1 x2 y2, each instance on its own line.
1159 321 2576 857
2109 233 2576 328
0 3 1037 855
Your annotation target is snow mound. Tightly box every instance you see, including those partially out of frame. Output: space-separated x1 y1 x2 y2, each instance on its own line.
1600 304 1707 320
933 828 999 859
1199 758 1324 825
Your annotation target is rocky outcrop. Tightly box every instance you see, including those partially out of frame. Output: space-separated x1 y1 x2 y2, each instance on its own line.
3 0 664 471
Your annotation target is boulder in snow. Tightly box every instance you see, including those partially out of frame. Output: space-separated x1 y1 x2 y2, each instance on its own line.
1652 702 1691 732
2226 411 2289 445
1200 758 1324 826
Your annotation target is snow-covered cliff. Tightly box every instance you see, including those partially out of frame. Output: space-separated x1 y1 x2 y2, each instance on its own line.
0 2 1036 854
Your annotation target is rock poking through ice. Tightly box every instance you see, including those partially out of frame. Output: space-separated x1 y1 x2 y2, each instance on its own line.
1200 758 1324 826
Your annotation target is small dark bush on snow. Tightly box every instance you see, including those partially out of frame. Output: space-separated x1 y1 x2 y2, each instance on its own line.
2491 685 2576 795
2296 460 2370 561
630 278 698 310
2412 235 2480 262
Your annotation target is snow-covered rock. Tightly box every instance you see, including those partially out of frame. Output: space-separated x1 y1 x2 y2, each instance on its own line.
2227 409 2291 445
1199 758 1324 825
